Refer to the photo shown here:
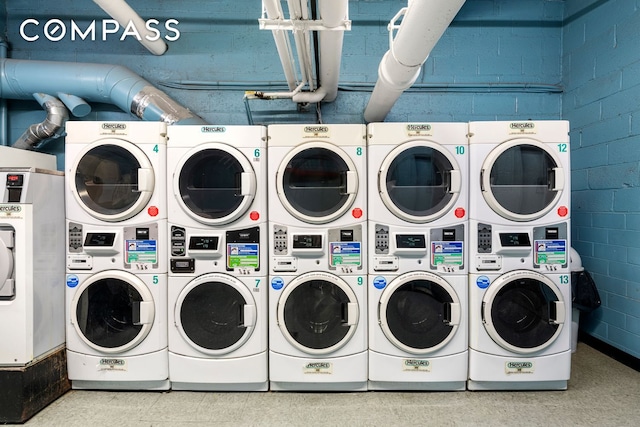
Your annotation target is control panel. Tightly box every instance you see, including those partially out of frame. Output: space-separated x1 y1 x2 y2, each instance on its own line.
374 224 390 255
124 223 159 269
477 223 492 253
430 224 465 272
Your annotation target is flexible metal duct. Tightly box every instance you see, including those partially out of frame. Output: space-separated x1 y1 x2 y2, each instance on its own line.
0 58 205 124
364 0 466 123
13 94 69 150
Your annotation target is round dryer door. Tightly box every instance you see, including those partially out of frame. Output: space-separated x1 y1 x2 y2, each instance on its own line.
71 270 155 353
481 140 565 221
378 272 461 354
482 270 566 354
379 141 462 223
174 274 256 355
174 144 256 225
0 228 14 299
277 272 359 355
72 141 154 222
277 142 358 224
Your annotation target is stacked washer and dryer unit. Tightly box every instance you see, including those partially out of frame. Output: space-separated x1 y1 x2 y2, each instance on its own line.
367 122 469 391
467 120 572 390
64 121 169 390
267 124 368 391
166 125 268 391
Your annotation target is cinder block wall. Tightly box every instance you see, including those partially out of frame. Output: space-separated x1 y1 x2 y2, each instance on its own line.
563 0 640 358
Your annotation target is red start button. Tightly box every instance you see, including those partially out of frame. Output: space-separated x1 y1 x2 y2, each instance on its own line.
249 211 260 221
352 208 363 219
558 206 568 217
454 207 466 218
148 206 159 217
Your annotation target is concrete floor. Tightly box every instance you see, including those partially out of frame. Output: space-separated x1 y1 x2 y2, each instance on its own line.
15 343 640 426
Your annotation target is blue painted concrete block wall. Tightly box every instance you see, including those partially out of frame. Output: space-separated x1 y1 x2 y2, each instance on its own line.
563 0 640 358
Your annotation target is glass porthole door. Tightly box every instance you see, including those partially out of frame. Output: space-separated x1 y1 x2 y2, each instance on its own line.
175 144 256 225
72 141 154 222
482 271 566 354
379 141 461 223
276 142 358 224
481 140 564 221
276 273 359 355
71 270 155 354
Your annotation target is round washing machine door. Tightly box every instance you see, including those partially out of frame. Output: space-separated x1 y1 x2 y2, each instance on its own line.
276 142 358 224
378 272 461 354
482 270 566 354
379 141 462 223
72 141 155 222
174 144 257 225
0 228 14 298
174 274 256 355
277 272 359 355
481 140 565 222
71 270 155 354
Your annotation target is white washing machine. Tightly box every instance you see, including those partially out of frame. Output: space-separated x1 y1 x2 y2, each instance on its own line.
267 124 368 391
65 121 167 225
366 122 468 390
468 269 572 390
65 221 168 390
1 167 65 366
166 125 268 391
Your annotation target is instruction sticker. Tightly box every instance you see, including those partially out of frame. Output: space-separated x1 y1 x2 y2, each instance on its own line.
431 241 463 266
534 240 567 265
330 242 361 267
227 243 259 269
125 240 157 264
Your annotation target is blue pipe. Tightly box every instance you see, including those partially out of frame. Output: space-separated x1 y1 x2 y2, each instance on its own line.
0 58 206 125
57 93 91 117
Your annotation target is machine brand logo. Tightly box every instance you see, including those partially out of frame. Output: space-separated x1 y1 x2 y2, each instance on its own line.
510 122 535 130
0 205 21 213
19 18 180 43
201 126 226 133
305 362 331 370
507 362 533 369
404 359 430 368
102 123 127 130
406 124 431 132
99 358 126 366
304 126 329 134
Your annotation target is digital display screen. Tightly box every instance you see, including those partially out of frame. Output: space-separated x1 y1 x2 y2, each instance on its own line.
292 234 322 249
84 233 116 247
396 234 426 249
499 232 531 247
189 236 219 250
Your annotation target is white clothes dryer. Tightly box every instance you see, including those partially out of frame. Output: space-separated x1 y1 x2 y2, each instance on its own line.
269 271 367 391
168 273 267 391
65 270 168 390
367 122 468 228
0 168 65 366
468 270 572 390
468 120 570 226
267 124 367 229
166 125 267 390
65 121 167 225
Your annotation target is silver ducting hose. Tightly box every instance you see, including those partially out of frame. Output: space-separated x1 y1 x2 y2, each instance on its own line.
13 94 69 150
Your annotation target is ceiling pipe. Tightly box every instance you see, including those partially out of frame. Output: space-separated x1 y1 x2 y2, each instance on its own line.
364 0 466 123
316 0 348 103
13 93 69 150
0 58 205 125
92 0 168 56
263 0 298 91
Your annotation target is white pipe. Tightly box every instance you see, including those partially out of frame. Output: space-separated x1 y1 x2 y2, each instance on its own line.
364 0 466 123
93 0 168 56
288 0 314 90
263 0 298 91
317 0 349 102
